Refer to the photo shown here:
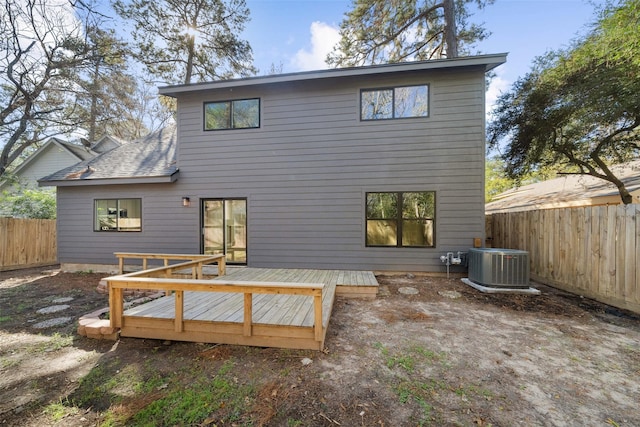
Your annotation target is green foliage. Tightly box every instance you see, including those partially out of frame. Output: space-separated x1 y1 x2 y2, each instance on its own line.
34 333 74 352
43 401 79 422
113 0 257 85
485 157 514 202
0 188 56 219
327 0 494 67
71 27 149 141
484 156 555 202
0 1 157 179
488 0 640 204
0 1 115 178
130 359 253 425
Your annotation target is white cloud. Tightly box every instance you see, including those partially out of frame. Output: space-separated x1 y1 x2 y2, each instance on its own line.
485 68 511 120
291 21 340 71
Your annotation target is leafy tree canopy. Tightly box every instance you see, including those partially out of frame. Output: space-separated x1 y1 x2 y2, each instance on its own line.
0 0 98 177
484 156 555 202
112 0 257 85
71 27 149 142
0 188 56 219
487 0 640 204
327 0 493 67
0 0 154 179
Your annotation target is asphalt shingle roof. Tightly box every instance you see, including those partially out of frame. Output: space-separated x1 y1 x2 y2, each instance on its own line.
40 125 177 184
57 140 96 161
486 160 640 213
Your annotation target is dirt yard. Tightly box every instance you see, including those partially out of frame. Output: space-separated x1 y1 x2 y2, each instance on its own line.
0 266 639 426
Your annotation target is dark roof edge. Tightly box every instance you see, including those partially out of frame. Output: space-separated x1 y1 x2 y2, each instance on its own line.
39 171 179 187
159 53 508 97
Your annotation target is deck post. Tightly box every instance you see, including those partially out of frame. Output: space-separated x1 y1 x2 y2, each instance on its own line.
243 293 252 336
175 290 184 332
314 291 323 342
109 283 123 328
118 257 124 274
218 257 226 276
197 262 203 279
142 258 148 271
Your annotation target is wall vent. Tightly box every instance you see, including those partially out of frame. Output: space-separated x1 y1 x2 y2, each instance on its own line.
468 248 529 288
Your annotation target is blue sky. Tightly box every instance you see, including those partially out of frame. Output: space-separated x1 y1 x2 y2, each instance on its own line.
243 0 606 110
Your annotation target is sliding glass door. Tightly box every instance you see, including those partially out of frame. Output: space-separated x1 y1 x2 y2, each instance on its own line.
202 199 247 264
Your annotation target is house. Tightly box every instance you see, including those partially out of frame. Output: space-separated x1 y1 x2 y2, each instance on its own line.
0 135 123 192
40 54 506 273
486 160 640 214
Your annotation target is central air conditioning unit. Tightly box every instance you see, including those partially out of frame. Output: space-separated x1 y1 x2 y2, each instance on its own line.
467 248 529 288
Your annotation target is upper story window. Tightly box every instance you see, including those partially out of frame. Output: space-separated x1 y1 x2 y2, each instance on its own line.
361 85 429 120
95 199 142 232
204 98 260 130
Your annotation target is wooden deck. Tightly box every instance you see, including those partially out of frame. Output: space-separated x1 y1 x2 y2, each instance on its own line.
222 267 379 299
106 261 378 351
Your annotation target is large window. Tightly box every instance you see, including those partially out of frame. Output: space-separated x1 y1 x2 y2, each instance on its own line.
361 85 429 120
95 199 142 232
204 98 260 130
366 192 435 247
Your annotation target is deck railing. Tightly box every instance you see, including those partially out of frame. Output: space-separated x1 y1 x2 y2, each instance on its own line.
105 255 325 343
114 252 226 276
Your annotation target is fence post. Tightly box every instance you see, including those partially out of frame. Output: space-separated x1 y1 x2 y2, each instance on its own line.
486 205 640 315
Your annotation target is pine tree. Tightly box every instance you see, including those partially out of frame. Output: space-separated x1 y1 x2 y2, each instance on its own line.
113 0 257 85
327 0 493 67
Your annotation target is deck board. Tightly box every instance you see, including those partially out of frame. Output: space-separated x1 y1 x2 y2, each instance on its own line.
120 268 377 350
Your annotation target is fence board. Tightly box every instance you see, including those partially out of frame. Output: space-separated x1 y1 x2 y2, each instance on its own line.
635 205 640 304
574 209 584 288
0 218 57 271
487 204 640 315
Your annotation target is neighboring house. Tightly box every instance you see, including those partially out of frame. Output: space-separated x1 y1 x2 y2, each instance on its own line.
87 135 126 155
0 135 123 192
486 160 640 214
40 54 506 273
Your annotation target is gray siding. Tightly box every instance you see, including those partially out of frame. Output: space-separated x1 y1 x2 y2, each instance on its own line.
58 67 487 272
178 68 485 272
57 184 201 266
1 143 79 191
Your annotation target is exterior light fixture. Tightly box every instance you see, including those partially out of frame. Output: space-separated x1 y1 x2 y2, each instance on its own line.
182 196 191 207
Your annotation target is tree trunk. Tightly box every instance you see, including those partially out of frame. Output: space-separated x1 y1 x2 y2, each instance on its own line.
88 60 101 143
591 154 634 204
443 0 458 58
616 182 633 205
185 34 195 85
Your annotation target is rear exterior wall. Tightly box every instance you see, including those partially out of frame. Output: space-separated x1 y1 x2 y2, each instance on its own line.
57 67 486 273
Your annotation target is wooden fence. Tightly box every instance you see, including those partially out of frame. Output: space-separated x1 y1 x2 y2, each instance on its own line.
487 204 640 314
0 218 57 271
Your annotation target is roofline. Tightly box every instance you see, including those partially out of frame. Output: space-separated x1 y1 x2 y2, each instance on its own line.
7 139 83 180
39 170 180 187
92 135 125 149
159 53 508 97
58 140 98 159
